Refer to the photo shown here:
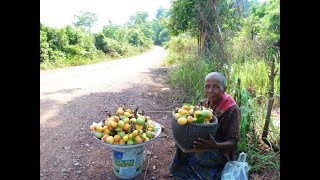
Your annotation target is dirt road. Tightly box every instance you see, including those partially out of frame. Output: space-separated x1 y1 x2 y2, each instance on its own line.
40 46 178 179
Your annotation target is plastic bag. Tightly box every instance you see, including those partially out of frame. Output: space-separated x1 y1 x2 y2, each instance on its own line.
221 152 250 180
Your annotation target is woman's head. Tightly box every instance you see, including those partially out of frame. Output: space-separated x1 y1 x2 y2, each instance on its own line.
204 72 226 104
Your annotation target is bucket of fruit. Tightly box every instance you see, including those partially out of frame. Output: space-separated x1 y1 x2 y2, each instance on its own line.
171 104 218 153
89 105 162 179
90 105 162 146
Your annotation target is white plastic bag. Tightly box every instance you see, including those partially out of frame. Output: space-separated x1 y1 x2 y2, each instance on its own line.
221 152 250 180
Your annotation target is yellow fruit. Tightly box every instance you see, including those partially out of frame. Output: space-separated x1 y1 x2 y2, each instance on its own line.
142 133 147 140
188 109 194 115
104 129 110 135
178 108 187 115
124 112 131 117
113 141 119 144
126 109 133 114
136 124 144 130
122 134 129 142
130 118 137 123
132 130 138 137
129 133 133 139
111 121 118 128
108 117 115 122
106 136 114 144
116 109 124 115
106 120 113 127
144 137 150 142
187 116 194 123
145 116 151 120
177 117 187 125
182 105 190 111
148 124 155 131
119 139 126 145
101 134 109 142
205 117 211 122
117 120 124 128
103 126 108 131
95 125 104 132
174 113 181 118
114 135 121 142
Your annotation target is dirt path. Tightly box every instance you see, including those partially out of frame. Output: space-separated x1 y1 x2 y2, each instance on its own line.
40 46 180 180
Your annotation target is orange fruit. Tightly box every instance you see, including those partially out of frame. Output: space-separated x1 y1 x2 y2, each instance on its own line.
135 136 143 143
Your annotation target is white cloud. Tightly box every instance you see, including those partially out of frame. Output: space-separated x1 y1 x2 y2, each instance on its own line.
40 0 172 32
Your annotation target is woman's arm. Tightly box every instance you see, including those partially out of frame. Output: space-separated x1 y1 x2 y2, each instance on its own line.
193 134 237 150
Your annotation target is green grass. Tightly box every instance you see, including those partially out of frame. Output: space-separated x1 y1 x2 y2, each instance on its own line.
230 60 280 106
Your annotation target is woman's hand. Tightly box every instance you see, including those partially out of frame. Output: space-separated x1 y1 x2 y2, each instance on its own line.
193 134 219 150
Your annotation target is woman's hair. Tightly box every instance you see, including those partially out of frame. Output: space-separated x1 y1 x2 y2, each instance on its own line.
205 72 226 87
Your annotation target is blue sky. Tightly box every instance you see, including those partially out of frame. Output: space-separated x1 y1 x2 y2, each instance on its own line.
40 0 172 32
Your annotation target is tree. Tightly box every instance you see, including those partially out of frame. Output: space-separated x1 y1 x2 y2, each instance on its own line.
129 11 149 26
73 11 98 31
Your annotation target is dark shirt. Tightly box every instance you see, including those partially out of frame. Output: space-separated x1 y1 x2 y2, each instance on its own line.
214 104 241 162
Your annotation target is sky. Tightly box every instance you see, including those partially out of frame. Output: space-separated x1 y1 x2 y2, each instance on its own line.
40 0 172 33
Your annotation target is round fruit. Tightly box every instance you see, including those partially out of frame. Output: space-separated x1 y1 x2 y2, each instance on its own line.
187 116 194 123
201 109 213 118
106 136 114 144
127 139 134 145
117 120 124 128
177 117 187 125
136 117 145 125
94 131 103 139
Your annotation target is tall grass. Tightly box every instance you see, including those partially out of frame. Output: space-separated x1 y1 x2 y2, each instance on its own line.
166 52 210 103
229 60 280 106
231 86 280 174
165 35 211 104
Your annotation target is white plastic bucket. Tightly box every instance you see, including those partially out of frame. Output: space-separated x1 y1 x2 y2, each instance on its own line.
111 144 145 179
92 121 162 179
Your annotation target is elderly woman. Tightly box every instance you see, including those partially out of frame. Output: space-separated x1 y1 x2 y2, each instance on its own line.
169 72 241 180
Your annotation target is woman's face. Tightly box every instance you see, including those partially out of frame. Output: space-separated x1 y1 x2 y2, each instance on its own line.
205 78 226 104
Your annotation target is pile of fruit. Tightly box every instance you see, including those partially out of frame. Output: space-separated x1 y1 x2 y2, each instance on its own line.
173 104 215 125
90 106 159 145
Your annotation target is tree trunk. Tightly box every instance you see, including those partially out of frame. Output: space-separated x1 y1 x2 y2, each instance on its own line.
262 48 279 152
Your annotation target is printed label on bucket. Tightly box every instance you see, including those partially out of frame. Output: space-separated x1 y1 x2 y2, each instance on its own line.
112 148 144 179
